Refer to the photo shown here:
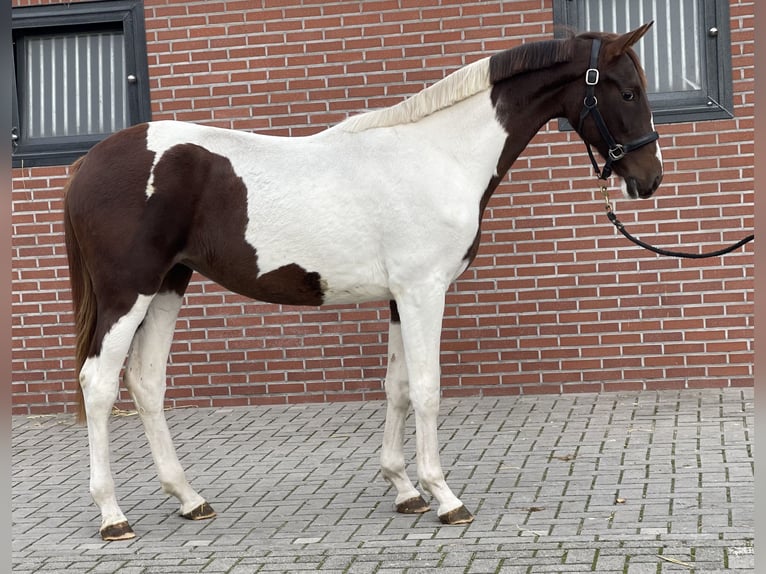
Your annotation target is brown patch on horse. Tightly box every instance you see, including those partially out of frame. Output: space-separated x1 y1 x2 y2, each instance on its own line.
67 128 158 314
251 264 324 306
150 142 325 305
65 124 158 423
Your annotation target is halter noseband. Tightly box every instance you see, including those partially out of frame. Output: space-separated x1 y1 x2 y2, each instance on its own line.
577 38 659 181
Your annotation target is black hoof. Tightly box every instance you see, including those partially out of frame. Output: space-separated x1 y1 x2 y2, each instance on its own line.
100 520 136 541
438 505 474 525
182 502 217 521
396 495 431 514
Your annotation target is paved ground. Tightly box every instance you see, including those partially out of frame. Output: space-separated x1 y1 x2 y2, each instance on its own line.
13 388 753 573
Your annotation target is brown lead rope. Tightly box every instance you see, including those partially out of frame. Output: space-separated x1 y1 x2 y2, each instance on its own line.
599 185 754 259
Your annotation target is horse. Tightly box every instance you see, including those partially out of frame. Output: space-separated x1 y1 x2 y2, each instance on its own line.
63 23 663 541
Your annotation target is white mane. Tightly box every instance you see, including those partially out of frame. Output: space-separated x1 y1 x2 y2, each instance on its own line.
338 56 492 133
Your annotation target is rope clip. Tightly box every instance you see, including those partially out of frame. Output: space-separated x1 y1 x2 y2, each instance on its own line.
599 184 612 213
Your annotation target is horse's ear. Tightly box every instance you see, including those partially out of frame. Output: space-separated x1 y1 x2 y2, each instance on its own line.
605 21 653 59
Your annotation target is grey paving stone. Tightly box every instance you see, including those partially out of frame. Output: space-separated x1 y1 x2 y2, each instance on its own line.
12 388 753 572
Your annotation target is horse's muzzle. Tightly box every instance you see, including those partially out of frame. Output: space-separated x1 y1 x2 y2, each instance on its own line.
625 174 662 199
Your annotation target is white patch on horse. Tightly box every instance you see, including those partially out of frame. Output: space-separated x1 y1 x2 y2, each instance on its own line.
651 116 663 167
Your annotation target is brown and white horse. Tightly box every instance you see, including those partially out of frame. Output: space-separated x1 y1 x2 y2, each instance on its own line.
63 24 662 540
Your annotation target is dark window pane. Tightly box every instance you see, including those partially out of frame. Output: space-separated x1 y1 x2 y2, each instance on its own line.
12 0 150 167
22 30 126 141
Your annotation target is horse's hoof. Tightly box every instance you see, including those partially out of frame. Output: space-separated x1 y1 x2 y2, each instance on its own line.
182 502 217 521
396 495 431 514
100 521 136 541
438 505 474 525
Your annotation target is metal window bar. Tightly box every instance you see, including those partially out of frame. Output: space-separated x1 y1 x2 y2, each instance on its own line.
578 0 702 94
23 30 127 140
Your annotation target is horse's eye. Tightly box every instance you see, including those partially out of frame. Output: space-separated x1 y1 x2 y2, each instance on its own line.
622 90 635 101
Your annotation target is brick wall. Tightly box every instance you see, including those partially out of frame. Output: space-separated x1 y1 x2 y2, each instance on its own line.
11 0 754 415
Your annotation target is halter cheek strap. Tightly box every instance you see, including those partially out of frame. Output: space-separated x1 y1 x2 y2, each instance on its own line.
577 38 659 180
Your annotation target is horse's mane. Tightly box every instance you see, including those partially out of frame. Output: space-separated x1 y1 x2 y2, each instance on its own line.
336 30 655 133
488 39 574 84
338 34 595 133
338 56 492 133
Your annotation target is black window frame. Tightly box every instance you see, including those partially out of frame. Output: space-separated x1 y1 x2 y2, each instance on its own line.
11 0 151 168
553 0 734 126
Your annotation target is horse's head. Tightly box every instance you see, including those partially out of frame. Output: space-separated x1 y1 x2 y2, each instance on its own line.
565 22 663 199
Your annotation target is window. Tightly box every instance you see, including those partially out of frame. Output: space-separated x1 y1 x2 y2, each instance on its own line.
12 1 150 167
553 0 734 124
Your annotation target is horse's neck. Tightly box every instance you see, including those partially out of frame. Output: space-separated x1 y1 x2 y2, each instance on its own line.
489 67 579 182
412 80 565 194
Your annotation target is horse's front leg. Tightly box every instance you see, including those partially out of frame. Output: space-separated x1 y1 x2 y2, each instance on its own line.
394 287 475 525
380 302 431 514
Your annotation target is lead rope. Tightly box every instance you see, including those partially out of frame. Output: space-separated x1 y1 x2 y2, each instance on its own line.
599 185 754 259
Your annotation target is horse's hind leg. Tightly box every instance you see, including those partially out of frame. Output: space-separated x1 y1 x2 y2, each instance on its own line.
81 293 155 540
124 265 215 522
380 302 430 514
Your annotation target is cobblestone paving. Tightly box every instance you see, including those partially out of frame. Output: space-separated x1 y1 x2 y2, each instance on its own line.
12 388 753 573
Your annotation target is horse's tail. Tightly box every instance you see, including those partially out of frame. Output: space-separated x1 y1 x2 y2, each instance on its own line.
63 156 94 424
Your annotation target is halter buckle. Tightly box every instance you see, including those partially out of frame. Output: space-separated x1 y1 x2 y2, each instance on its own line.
608 145 626 161
585 68 599 86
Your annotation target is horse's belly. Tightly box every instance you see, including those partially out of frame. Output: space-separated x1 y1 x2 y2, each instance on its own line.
187 252 390 308
319 280 392 306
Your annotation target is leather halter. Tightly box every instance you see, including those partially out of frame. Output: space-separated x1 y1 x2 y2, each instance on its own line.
577 38 659 181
